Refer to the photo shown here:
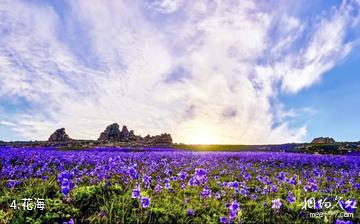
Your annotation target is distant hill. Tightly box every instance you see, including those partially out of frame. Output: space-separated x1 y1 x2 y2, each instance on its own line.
311 137 336 144
43 123 172 148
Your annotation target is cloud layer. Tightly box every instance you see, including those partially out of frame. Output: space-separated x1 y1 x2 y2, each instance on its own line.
0 0 359 143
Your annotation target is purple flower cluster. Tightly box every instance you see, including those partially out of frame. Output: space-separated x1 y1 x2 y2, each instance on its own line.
194 168 208 184
1 147 359 223
223 200 240 221
57 171 75 197
128 165 139 180
200 187 211 199
131 184 151 208
336 220 353 224
142 174 152 189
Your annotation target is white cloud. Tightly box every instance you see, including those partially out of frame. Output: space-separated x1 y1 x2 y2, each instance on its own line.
0 0 359 143
0 120 16 127
277 5 354 93
147 0 185 14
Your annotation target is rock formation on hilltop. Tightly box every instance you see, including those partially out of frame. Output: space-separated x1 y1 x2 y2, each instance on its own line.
142 133 172 144
98 123 141 142
311 137 336 144
120 125 130 141
47 123 173 146
129 130 136 141
48 128 72 142
152 133 173 144
98 123 122 142
97 123 172 144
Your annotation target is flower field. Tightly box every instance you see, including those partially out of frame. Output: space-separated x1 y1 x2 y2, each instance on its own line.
0 147 359 223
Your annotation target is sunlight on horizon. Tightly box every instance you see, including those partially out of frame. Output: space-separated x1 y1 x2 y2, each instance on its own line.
188 128 219 144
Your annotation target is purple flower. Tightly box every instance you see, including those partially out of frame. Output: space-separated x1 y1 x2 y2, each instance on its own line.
188 177 200 187
287 192 296 204
340 199 357 213
141 196 150 208
271 185 278 193
128 167 139 180
63 218 74 224
142 175 152 188
225 203 230 208
200 187 211 199
229 209 237 219
61 178 70 186
131 188 141 199
8 180 22 188
304 185 311 192
288 174 297 185
335 220 353 224
311 183 318 192
239 188 248 196
165 182 171 189
228 201 240 219
271 198 282 209
219 216 227 223
278 171 286 181
165 169 172 176
178 170 188 181
61 187 70 196
194 168 207 178
230 201 240 211
58 171 74 197
262 187 270 195
215 192 221 199
250 194 257 200
185 197 189 203
194 168 208 184
187 209 194 216
154 184 163 193
230 181 239 189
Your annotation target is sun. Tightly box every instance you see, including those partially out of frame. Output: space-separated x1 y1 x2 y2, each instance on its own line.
189 129 218 144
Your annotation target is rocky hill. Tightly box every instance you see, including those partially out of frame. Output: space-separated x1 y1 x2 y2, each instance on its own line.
48 128 72 142
97 123 172 144
44 123 172 148
98 123 137 142
311 137 336 144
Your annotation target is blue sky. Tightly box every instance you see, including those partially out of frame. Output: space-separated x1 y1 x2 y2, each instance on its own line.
0 0 359 144
280 47 360 142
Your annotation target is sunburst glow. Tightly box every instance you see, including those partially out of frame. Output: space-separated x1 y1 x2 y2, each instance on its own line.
188 129 218 144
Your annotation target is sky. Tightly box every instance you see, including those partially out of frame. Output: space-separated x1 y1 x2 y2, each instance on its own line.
0 0 359 144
